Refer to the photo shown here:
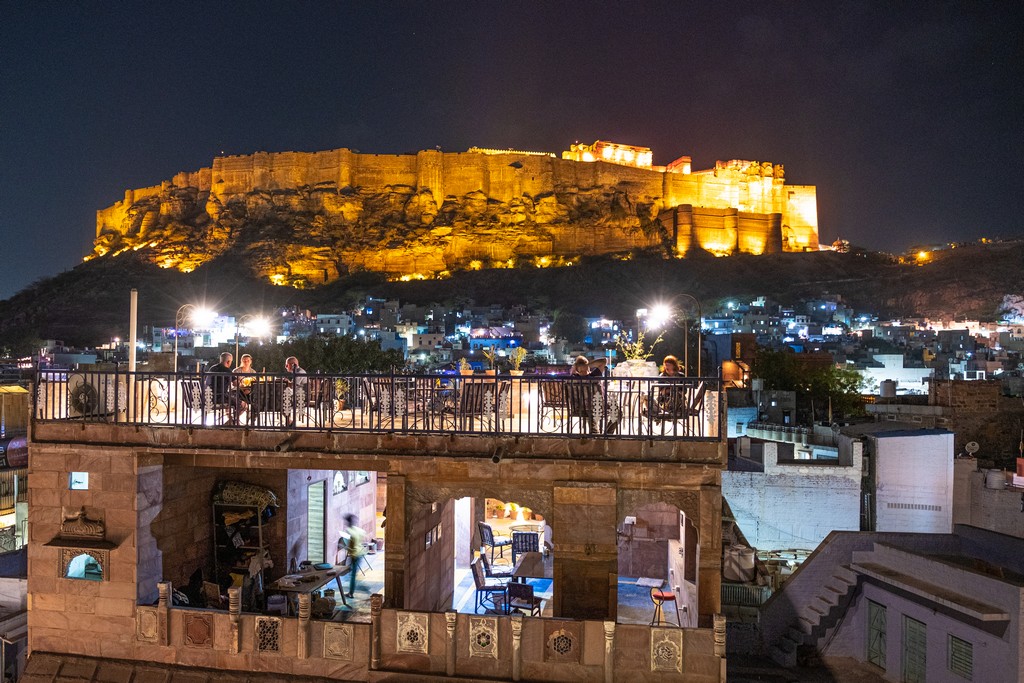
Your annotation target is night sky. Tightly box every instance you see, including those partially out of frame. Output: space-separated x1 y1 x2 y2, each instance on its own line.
2 2 1021 300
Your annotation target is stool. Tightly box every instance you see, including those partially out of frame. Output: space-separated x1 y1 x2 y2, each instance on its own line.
266 594 288 616
650 587 681 627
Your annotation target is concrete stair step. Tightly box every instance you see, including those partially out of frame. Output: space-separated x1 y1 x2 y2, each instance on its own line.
786 626 807 645
769 643 797 668
796 616 816 635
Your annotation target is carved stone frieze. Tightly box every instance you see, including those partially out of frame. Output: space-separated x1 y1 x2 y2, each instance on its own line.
184 613 213 648
396 612 429 655
255 617 281 653
469 616 498 659
544 622 580 663
323 623 354 661
650 627 683 673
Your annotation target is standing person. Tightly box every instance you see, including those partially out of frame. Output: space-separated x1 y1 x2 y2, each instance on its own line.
343 514 366 598
282 356 308 426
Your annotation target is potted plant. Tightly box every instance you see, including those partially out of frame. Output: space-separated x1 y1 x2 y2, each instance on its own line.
458 357 474 376
613 331 663 377
334 378 350 410
509 347 527 376
482 347 497 375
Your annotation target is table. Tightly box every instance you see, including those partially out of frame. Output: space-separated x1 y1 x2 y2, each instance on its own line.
511 551 553 582
266 565 350 614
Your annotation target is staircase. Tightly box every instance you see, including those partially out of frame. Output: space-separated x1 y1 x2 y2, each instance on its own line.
768 565 859 667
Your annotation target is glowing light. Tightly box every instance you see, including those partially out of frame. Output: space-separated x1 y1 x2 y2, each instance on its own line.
917 251 928 260
192 307 218 329
602 147 613 160
469 260 483 271
648 304 672 330
269 274 286 286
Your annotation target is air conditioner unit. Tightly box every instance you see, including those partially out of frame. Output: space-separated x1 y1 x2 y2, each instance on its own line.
67 373 126 418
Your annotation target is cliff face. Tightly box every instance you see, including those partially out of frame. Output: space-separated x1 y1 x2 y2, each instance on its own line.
91 148 818 287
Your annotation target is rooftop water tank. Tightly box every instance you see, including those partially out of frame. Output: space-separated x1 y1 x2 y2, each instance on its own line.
723 545 756 583
880 379 897 398
985 469 1006 490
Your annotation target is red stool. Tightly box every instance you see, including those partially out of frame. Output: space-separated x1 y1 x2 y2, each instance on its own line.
650 587 681 627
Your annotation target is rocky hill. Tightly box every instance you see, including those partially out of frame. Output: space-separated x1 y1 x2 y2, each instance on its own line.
1 241 1020 355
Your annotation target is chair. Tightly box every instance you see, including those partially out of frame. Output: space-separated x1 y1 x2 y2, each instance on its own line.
646 381 706 436
650 586 681 626
451 381 510 432
360 377 411 429
179 378 205 424
511 530 539 565
471 557 506 614
501 581 543 617
479 551 513 583
537 380 568 432
478 522 511 563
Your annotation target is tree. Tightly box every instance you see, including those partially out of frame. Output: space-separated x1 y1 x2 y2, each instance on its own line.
549 311 588 344
752 348 864 423
246 336 404 374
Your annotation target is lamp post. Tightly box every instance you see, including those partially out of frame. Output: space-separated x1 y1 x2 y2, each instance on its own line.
173 304 196 374
677 294 703 377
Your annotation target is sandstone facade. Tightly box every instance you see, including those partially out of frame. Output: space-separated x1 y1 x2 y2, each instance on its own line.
93 147 819 287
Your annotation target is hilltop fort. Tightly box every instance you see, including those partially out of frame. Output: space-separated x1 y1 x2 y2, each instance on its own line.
91 140 819 287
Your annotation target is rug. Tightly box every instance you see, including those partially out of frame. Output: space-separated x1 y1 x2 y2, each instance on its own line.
636 577 664 588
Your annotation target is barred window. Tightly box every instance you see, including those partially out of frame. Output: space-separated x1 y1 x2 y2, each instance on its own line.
948 634 972 679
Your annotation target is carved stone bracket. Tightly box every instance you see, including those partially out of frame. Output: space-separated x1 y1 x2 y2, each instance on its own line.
603 620 615 683
510 614 523 682
228 586 241 654
445 611 457 676
370 593 383 669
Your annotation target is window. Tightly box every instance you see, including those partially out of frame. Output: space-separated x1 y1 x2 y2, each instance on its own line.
903 616 927 683
69 472 89 490
867 600 886 669
948 635 972 679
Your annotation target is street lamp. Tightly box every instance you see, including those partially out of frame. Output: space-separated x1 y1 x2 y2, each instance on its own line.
676 294 703 378
174 304 216 373
235 314 271 360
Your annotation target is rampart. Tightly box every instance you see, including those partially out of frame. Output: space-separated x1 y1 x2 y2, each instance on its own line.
93 147 819 282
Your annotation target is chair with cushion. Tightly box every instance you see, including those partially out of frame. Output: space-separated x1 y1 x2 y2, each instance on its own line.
511 530 539 565
478 521 511 563
471 557 506 614
645 381 706 436
650 586 682 626
479 551 513 583
499 581 543 617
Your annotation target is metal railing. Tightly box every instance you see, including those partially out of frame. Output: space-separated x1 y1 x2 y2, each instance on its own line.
33 369 721 441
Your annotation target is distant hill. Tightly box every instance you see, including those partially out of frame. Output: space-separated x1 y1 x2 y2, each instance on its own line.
1 241 1020 354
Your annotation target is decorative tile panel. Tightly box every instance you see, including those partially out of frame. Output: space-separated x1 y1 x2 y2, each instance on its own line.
543 623 580 663
183 613 213 648
135 607 159 643
650 627 683 673
323 624 354 661
469 616 498 659
255 616 281 653
396 612 429 655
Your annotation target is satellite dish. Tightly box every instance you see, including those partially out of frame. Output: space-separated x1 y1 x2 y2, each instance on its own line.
965 441 980 454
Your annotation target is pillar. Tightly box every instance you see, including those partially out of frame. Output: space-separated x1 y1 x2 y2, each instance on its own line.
552 482 617 619
384 474 406 608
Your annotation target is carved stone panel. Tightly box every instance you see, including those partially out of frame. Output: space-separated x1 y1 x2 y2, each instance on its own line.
543 622 580 663
323 623 354 661
184 613 214 648
650 627 683 673
396 612 429 655
255 616 281 653
135 607 159 643
469 616 498 659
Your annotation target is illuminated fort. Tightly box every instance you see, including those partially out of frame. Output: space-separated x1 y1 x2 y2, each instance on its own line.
93 140 819 287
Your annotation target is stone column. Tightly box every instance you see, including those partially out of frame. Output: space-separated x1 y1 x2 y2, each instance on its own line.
714 613 727 682
552 482 618 619
603 620 615 683
445 611 457 677
511 614 523 682
370 593 383 670
384 475 406 608
297 594 311 659
156 581 171 646
227 587 241 654
698 485 723 621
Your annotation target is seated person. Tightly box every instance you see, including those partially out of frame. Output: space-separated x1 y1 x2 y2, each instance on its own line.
232 353 256 423
205 352 241 424
567 356 616 433
656 355 686 414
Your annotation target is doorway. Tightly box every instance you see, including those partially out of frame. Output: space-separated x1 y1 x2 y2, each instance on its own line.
307 480 327 563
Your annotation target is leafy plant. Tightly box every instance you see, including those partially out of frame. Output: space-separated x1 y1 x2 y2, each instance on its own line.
482 346 497 369
458 357 472 373
510 346 528 370
616 330 663 362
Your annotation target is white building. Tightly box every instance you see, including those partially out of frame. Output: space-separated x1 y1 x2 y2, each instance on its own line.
859 354 933 395
315 313 354 336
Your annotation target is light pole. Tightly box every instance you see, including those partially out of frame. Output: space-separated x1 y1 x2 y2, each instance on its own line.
677 294 703 377
173 304 196 374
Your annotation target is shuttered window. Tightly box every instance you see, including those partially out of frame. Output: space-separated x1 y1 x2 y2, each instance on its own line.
867 600 886 669
948 634 972 680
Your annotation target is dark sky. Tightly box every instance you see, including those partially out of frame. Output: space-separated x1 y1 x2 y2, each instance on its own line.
2 2 1021 300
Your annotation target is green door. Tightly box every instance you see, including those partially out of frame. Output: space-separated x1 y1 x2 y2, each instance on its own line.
902 615 927 683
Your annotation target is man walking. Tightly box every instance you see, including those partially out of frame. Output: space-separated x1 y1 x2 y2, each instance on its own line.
343 514 366 598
